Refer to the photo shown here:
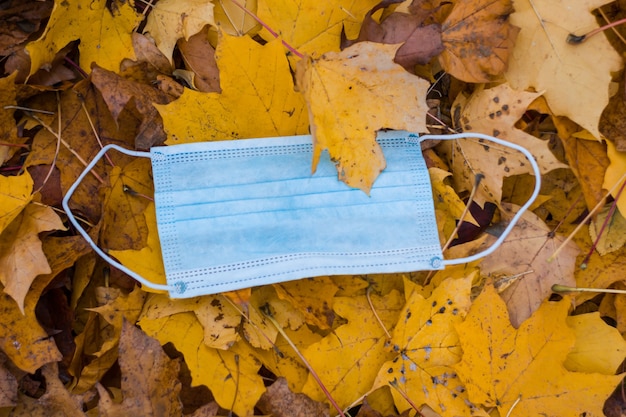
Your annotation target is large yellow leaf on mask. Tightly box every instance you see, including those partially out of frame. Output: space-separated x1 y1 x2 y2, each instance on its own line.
296 42 429 192
26 0 141 75
455 284 623 416
156 35 308 144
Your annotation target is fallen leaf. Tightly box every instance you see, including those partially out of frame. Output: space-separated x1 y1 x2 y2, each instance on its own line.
0 203 65 312
177 26 221 93
505 0 623 138
138 312 265 416
214 0 261 36
0 0 53 56
444 83 566 206
372 275 480 417
0 353 17 407
575 245 626 305
256 377 329 417
143 0 215 63
273 277 339 330
11 363 86 416
565 312 626 375
109 203 167 291
600 75 626 151
26 0 141 75
296 42 429 191
603 140 626 218
126 32 173 74
157 35 308 144
439 0 518 82
0 72 23 165
477 203 579 326
553 113 610 211
0 172 33 234
91 64 174 149
257 0 379 58
589 205 626 255
302 290 404 409
0 288 61 373
70 288 147 393
97 320 183 416
454 284 622 416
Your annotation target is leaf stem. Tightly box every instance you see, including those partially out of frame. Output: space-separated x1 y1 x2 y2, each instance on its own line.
567 16 626 44
552 284 626 295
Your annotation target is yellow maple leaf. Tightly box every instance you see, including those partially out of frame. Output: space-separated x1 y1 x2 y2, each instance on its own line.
296 42 429 192
565 312 626 375
273 276 339 330
143 0 215 63
0 172 33 234
455 283 622 416
138 311 265 416
257 0 379 58
372 275 479 417
157 35 308 144
506 0 622 138
0 203 66 313
443 83 567 206
301 290 404 409
603 140 626 218
26 0 141 75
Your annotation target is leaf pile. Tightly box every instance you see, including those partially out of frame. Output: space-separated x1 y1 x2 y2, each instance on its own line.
1 0 626 415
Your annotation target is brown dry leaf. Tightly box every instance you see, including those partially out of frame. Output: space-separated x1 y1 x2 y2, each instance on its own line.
601 76 626 151
126 32 172 74
0 353 17 407
552 114 610 211
11 363 86 416
97 320 183 417
177 26 221 93
0 72 24 165
345 0 444 70
477 203 579 327
0 0 53 56
0 203 65 312
439 0 519 82
296 42 429 192
506 0 623 138
443 83 566 206
100 157 153 251
91 64 174 149
256 377 329 417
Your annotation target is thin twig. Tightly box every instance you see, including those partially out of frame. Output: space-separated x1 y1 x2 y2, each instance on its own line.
366 286 391 339
35 92 62 194
80 98 114 166
441 173 484 253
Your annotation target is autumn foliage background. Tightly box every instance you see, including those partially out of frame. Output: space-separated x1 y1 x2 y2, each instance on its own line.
2 0 626 415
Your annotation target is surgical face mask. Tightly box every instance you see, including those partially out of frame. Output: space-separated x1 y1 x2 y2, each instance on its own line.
63 131 540 298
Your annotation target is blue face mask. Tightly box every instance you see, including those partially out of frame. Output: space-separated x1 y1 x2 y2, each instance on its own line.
63 131 540 298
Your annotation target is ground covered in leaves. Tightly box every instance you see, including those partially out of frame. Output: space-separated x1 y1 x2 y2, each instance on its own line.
2 0 626 416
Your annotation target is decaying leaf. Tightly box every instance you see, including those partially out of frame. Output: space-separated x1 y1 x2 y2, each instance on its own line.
0 72 23 165
296 42 429 192
440 0 518 82
177 26 221 93
257 377 329 417
97 320 183 416
506 0 623 138
455 284 622 416
0 353 17 407
273 277 339 330
157 35 308 144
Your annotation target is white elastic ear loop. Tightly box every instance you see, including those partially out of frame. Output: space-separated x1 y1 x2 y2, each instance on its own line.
61 144 172 292
418 132 542 266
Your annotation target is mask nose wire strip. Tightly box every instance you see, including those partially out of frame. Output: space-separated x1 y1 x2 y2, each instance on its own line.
61 144 172 292
418 133 542 266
